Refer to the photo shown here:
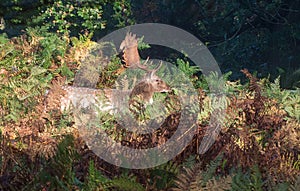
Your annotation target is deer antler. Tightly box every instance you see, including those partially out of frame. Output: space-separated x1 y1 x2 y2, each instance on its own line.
146 61 162 78
136 57 152 71
151 61 162 73
120 32 140 68
120 32 159 73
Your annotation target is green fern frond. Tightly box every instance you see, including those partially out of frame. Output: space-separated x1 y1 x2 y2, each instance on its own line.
148 161 179 190
231 165 264 191
182 155 197 169
137 36 151 50
202 153 224 186
110 173 145 191
231 169 252 191
176 58 200 79
282 90 300 121
83 160 112 191
250 165 264 191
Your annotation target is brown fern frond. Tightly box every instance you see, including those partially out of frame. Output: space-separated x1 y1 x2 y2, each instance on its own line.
12 34 41 57
33 137 58 160
241 68 261 98
241 68 265 126
172 163 203 191
289 174 300 191
44 77 66 119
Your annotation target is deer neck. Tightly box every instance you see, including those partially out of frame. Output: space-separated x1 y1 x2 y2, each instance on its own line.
129 82 154 103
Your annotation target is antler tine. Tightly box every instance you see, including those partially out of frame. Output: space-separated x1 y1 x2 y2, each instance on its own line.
153 61 162 73
136 57 152 72
135 58 163 74
148 61 162 78
120 32 137 50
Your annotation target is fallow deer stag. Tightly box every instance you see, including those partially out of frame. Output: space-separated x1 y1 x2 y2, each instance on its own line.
59 61 170 115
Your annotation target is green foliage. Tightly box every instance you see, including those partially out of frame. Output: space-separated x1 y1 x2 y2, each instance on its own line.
264 77 300 121
276 67 300 89
111 0 135 28
264 76 285 100
0 65 50 121
57 111 74 129
201 154 224 186
273 183 290 191
24 135 80 190
84 164 145 191
0 0 41 26
172 154 229 190
148 162 179 190
231 169 253 191
181 155 197 169
231 165 264 191
250 165 264 191
0 27 73 122
282 90 300 122
98 55 122 88
31 29 68 69
82 160 111 191
1 4 300 189
197 71 234 92
109 173 145 191
176 58 200 80
137 36 151 50
0 32 19 68
1 0 299 86
34 0 107 34
1 0 134 36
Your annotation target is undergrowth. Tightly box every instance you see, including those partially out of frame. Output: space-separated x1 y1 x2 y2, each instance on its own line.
0 28 299 190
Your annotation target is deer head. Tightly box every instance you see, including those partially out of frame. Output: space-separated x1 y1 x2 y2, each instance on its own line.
130 61 171 104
